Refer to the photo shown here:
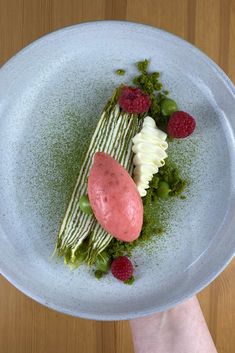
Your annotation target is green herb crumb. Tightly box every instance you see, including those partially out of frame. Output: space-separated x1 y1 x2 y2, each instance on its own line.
107 238 138 258
95 270 105 279
133 59 174 123
159 161 187 196
116 69 126 76
137 59 149 73
124 276 135 285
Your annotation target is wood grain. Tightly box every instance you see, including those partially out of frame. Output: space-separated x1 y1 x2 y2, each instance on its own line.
0 1 234 352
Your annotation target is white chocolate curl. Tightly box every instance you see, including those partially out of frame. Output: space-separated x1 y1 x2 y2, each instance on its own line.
132 116 168 197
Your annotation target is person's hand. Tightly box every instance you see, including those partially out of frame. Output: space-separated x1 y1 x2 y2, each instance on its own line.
130 296 217 353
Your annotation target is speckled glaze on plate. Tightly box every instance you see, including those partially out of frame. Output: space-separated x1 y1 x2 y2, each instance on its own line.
0 21 235 320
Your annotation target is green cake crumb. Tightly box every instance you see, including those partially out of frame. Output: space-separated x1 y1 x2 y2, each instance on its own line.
95 270 105 279
115 69 126 76
124 276 135 285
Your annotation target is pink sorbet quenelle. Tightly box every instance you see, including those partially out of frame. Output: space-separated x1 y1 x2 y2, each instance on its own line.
88 152 143 242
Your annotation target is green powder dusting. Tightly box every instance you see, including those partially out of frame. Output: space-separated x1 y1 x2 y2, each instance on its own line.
17 109 96 231
38 112 90 219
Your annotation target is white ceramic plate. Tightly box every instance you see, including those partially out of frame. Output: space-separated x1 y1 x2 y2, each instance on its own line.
0 21 235 320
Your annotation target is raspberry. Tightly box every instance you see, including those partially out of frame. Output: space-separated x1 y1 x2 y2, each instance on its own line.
118 86 151 114
111 256 133 281
167 111 196 138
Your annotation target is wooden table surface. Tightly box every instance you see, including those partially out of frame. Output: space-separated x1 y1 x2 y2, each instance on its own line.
0 1 234 352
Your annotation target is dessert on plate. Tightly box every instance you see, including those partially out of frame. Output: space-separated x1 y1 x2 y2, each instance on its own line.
55 60 196 284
